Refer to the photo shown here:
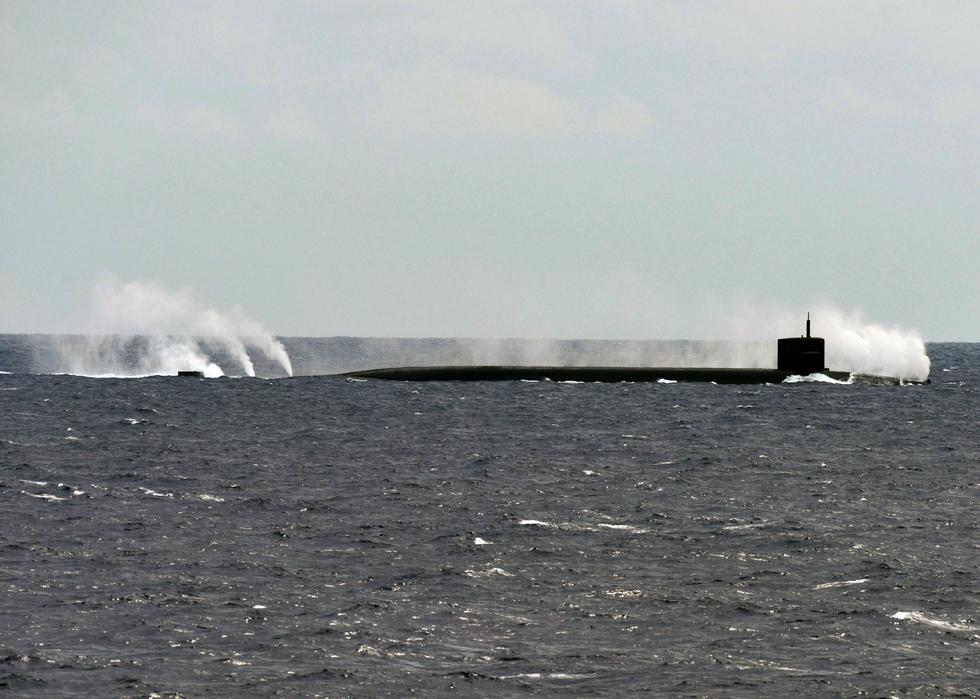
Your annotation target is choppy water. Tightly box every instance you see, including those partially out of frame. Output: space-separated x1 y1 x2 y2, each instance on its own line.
1 337 978 697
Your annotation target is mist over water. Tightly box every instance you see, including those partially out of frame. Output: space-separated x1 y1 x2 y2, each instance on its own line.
731 303 931 382
820 308 930 381
31 282 927 382
399 303 930 382
48 279 293 378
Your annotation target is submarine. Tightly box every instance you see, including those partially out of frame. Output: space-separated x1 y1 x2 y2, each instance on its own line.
336 316 922 385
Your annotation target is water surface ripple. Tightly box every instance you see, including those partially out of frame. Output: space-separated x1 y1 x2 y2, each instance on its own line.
1 343 978 696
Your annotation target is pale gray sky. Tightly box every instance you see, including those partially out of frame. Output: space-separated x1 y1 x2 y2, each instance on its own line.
2 1 978 340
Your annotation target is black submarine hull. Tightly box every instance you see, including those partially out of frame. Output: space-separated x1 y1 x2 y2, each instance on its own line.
336 366 918 385
333 318 927 385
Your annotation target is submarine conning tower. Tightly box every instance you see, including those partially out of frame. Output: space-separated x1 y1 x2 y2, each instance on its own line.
777 313 828 374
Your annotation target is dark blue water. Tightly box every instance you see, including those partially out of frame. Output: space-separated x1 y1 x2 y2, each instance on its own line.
1 337 978 696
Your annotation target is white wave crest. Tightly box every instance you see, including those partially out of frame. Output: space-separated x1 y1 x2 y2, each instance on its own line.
813 578 869 589
783 373 852 384
891 611 978 633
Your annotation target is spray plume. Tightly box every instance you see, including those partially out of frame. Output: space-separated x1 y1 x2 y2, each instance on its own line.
54 278 293 378
728 303 930 381
358 303 928 382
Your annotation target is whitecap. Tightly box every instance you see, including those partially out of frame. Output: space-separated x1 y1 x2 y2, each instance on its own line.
722 522 769 531
657 378 677 384
736 660 810 674
605 589 643 598
23 492 67 502
890 611 978 633
473 537 492 546
194 494 225 503
814 578 869 590
57 482 85 496
520 518 648 534
783 373 852 384
139 487 173 498
596 523 649 534
463 566 514 578
500 672 596 680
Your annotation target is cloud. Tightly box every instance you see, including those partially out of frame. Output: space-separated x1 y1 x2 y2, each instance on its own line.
596 93 656 137
634 1 881 66
362 60 580 138
132 101 246 142
182 105 243 141
265 104 319 141
0 3 649 143
390 3 595 75
0 88 77 137
932 85 980 124
345 3 653 139
360 60 652 139
818 77 904 121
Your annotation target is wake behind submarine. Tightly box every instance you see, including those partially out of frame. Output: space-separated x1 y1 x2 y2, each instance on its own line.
335 316 925 385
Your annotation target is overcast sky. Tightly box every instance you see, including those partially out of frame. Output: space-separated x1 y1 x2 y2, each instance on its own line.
2 1 978 340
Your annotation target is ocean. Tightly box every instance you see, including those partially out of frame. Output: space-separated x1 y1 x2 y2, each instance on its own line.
1 335 978 697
